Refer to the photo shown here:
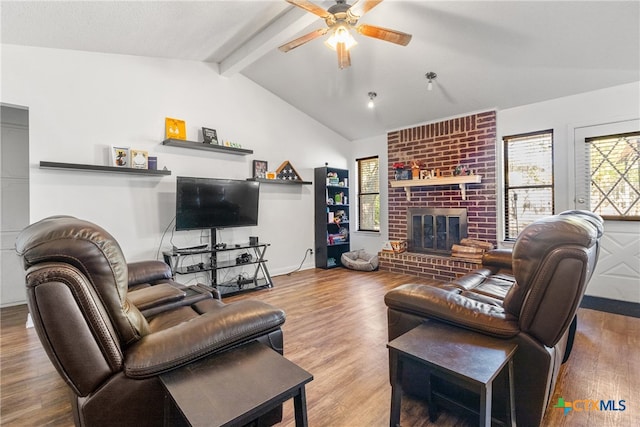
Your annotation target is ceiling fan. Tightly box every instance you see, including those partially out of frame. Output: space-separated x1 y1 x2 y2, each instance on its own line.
279 0 412 69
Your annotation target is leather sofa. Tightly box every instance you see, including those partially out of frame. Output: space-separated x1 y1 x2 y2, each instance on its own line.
15 216 286 427
384 210 604 426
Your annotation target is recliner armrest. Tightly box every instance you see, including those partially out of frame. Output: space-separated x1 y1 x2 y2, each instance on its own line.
482 249 513 270
385 283 519 338
127 284 187 310
124 300 286 378
128 260 173 287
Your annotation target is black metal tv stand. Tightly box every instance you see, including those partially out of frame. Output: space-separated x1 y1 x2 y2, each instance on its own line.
163 229 273 297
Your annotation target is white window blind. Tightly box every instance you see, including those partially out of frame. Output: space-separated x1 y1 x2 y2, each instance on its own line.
357 156 380 232
503 130 554 239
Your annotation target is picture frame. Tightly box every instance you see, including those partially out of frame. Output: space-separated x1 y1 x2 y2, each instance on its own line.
165 117 186 140
111 146 130 167
202 127 218 145
130 149 149 169
253 160 268 179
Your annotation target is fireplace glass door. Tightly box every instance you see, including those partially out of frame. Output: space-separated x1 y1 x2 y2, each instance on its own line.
408 208 467 255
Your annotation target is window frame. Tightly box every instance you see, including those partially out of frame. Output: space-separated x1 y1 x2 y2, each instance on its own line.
503 129 555 241
583 131 640 221
356 155 380 232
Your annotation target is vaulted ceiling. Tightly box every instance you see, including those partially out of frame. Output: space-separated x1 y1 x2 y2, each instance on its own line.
2 1 639 140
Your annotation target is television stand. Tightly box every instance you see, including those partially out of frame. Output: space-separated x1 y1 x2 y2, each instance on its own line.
173 244 208 254
163 241 273 297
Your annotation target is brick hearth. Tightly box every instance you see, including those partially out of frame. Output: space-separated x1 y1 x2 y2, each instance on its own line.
381 111 497 281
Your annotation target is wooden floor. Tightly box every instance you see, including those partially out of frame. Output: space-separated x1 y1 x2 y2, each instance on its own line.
1 268 638 426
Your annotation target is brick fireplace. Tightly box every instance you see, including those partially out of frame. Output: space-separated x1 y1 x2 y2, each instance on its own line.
379 111 497 282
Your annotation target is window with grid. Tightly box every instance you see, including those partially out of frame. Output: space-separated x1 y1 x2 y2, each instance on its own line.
357 156 380 232
503 130 554 240
582 131 639 220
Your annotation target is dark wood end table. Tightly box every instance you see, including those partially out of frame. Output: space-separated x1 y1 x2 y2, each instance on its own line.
387 321 517 427
160 341 313 427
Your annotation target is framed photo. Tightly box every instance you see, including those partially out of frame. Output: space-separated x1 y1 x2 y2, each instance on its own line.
130 149 149 169
420 169 431 179
202 127 218 145
165 117 186 140
111 146 130 167
253 160 268 179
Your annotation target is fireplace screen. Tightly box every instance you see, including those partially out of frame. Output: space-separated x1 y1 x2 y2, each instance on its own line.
407 208 467 254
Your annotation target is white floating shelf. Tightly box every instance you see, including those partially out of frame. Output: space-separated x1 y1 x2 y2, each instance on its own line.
389 175 482 201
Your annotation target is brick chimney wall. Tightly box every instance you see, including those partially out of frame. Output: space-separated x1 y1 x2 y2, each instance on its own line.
380 111 498 281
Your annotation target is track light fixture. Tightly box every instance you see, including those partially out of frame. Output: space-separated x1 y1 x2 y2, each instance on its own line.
367 91 377 108
425 71 437 91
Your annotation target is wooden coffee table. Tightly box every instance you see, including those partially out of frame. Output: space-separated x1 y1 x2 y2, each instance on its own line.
387 321 517 427
160 341 313 427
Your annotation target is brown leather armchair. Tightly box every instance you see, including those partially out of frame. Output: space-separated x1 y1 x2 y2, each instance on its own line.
384 210 604 426
16 216 286 427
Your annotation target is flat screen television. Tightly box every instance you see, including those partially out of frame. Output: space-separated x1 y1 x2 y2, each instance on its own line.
175 176 259 231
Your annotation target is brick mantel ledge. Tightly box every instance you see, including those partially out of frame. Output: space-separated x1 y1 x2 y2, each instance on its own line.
379 251 481 282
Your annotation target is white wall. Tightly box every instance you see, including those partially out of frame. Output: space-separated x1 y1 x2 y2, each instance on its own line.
497 81 640 221
1 44 350 305
348 134 388 255
498 81 640 303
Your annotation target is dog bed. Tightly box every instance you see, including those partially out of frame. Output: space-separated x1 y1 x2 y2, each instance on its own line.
341 249 379 271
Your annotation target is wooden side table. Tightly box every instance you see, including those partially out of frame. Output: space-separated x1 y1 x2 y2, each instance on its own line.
160 342 313 427
387 321 517 427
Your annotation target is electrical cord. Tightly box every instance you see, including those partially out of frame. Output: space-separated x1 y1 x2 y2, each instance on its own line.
284 248 313 276
156 216 176 260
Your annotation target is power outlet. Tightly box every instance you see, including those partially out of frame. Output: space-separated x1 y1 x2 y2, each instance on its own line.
308 248 314 255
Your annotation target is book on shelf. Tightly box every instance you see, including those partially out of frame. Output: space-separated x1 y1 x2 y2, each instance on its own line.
165 117 186 140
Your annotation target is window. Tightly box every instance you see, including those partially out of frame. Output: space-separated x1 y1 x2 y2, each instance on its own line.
583 131 639 220
503 130 554 240
357 156 380 231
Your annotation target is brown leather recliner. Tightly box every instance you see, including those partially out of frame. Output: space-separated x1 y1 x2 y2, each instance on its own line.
384 210 603 426
126 259 221 318
15 216 286 427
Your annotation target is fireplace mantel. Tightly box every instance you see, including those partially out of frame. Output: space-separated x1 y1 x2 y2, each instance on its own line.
389 175 482 201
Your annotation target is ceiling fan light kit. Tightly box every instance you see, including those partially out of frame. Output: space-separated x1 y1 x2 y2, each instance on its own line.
280 0 412 69
324 25 358 51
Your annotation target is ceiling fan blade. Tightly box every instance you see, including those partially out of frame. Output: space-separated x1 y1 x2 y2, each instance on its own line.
285 0 330 18
356 24 412 46
279 28 329 52
348 0 384 18
337 42 351 69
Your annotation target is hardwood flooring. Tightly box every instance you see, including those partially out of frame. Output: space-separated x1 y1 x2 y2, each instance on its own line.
1 268 638 426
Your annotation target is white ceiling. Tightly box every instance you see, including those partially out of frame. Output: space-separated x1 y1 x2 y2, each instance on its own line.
2 1 639 140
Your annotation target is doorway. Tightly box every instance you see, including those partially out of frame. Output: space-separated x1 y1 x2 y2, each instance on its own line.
574 119 640 304
1 105 29 307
